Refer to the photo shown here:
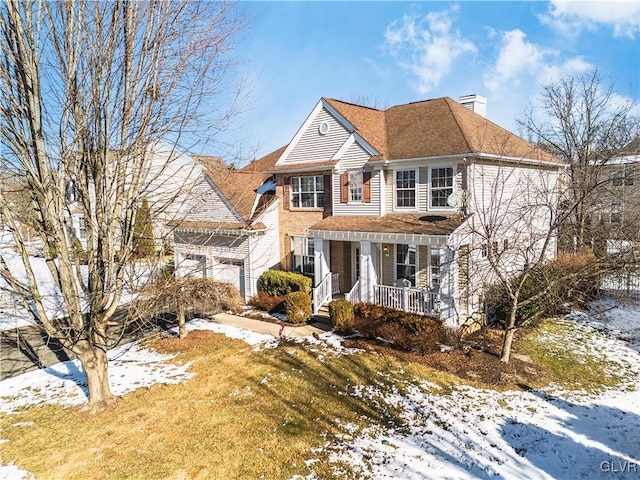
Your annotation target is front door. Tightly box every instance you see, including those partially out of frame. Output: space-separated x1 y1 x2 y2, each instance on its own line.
352 244 360 286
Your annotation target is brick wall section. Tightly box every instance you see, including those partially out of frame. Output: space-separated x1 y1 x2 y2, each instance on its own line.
275 172 328 269
330 240 352 293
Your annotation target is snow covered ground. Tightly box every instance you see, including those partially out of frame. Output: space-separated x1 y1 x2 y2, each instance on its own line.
1 301 639 479
0 250 155 332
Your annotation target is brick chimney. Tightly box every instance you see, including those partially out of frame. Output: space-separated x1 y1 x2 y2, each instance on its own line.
458 94 487 118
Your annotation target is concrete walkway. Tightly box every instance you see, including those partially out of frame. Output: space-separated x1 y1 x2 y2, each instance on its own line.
210 312 330 338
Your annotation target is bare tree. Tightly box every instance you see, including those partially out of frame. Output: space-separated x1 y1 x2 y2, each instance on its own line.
464 157 608 363
517 69 639 250
460 159 566 362
0 1 246 409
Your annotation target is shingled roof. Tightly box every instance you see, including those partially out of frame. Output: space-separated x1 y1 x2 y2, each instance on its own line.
324 97 560 164
309 213 464 236
241 145 286 173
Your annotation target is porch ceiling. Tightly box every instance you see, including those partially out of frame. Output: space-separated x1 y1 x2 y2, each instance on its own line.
308 213 464 245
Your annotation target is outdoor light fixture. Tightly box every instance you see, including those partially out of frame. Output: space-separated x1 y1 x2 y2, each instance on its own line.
383 245 390 257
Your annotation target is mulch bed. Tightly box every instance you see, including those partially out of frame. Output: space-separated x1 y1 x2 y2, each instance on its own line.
343 326 546 390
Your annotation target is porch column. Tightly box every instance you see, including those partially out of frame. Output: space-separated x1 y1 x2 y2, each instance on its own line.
359 241 377 302
313 237 330 286
439 246 456 324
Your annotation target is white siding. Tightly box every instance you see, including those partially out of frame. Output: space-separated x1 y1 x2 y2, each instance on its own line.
337 142 370 171
383 162 463 214
331 170 382 216
246 202 281 299
418 167 429 211
384 170 393 214
462 161 561 304
179 175 240 223
281 108 351 165
332 143 380 216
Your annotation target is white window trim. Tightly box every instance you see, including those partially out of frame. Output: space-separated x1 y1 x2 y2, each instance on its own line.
348 170 364 204
394 243 418 287
290 175 324 210
393 168 419 212
428 165 456 211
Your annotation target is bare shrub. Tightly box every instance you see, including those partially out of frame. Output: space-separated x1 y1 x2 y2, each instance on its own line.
134 277 243 338
248 291 287 313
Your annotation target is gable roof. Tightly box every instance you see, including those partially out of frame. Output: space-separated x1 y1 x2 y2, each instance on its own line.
241 145 286 173
204 167 268 221
323 97 560 164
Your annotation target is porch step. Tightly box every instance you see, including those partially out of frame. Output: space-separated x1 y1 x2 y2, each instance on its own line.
310 304 331 327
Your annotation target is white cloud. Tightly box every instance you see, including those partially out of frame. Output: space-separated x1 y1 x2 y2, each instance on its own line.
384 6 477 94
484 29 593 95
539 0 640 39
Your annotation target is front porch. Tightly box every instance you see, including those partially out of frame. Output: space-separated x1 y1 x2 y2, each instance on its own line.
300 214 465 324
313 271 440 318
310 237 448 319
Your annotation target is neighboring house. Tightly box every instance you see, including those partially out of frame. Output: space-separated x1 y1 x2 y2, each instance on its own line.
592 152 640 253
170 153 281 301
65 140 203 251
243 95 564 326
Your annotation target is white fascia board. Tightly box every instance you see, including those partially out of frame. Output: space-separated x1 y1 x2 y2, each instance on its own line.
331 134 356 161
307 229 450 247
322 99 357 134
473 153 566 169
274 99 326 166
264 164 337 174
332 133 379 167
367 153 471 168
324 103 379 158
250 196 280 225
367 152 564 169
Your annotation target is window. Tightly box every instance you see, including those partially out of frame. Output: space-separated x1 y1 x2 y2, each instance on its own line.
613 169 634 187
291 176 324 209
396 244 416 286
430 167 454 207
430 248 441 290
349 172 363 202
610 203 623 224
292 236 315 275
395 170 416 208
481 243 488 258
78 217 87 240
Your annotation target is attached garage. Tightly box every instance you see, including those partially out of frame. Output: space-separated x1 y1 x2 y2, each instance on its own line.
213 258 246 298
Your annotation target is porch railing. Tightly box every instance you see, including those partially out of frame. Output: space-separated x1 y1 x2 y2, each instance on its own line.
312 272 332 315
332 273 340 295
373 284 439 316
345 279 360 303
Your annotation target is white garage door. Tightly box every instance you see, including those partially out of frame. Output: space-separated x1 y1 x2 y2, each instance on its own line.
215 259 245 297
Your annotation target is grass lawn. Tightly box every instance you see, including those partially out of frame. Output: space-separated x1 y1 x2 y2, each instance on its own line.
0 318 637 479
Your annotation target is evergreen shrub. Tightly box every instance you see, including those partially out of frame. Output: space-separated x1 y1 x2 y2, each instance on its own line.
257 270 311 297
284 291 312 324
328 299 354 333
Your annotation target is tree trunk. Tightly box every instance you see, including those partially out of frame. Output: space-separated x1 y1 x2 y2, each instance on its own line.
500 308 518 363
177 304 187 339
76 343 115 410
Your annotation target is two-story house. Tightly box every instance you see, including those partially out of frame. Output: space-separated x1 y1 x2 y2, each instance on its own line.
246 95 564 326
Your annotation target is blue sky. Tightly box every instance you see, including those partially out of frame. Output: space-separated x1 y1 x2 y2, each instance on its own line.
211 1 640 163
